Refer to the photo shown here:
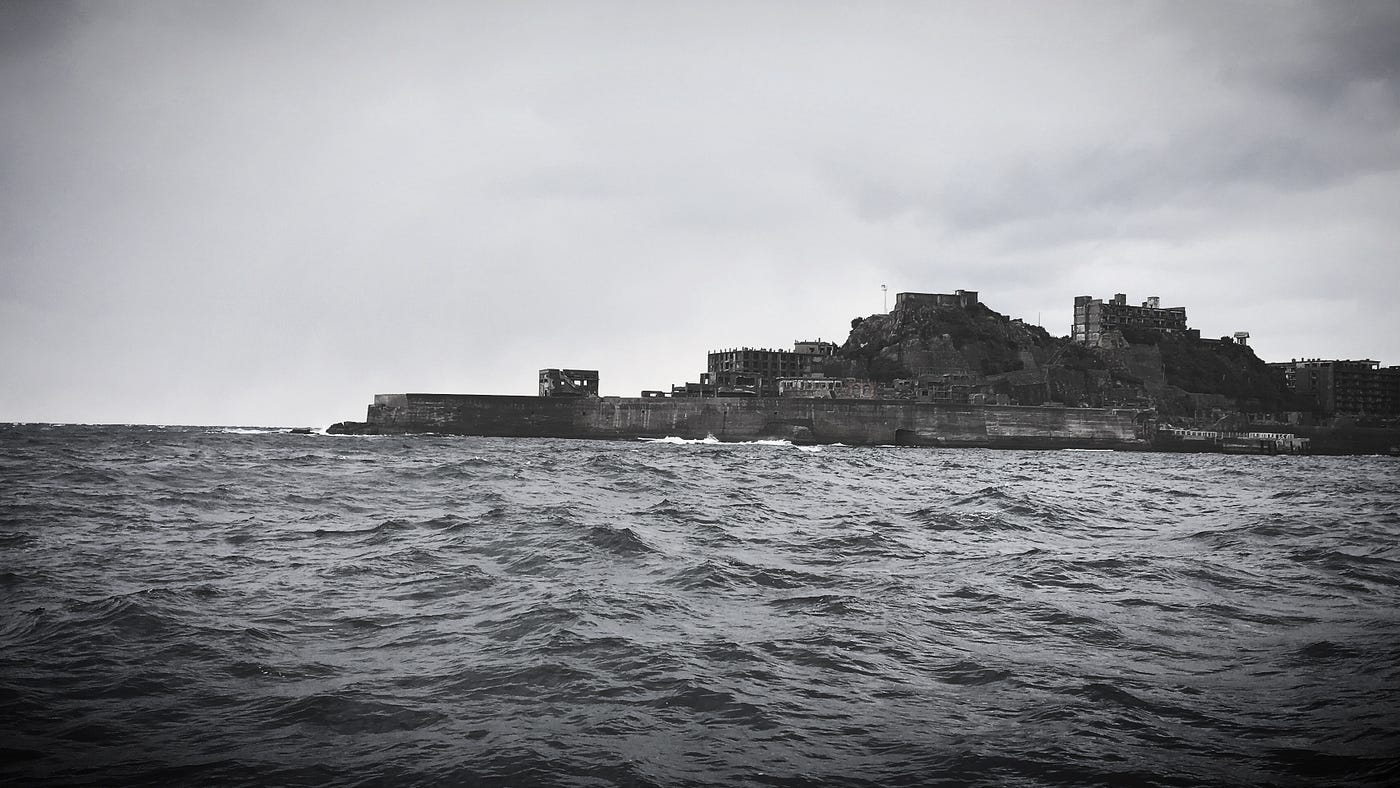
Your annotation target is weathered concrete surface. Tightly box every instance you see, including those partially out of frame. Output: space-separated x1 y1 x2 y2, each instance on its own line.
329 393 1150 450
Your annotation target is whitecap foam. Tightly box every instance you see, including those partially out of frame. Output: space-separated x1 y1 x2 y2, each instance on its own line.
639 435 722 444
641 435 822 451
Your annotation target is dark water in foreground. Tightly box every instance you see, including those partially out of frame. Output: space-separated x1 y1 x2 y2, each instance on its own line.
2 424 1398 787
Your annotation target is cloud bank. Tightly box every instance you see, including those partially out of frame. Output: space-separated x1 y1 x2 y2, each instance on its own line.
3 1 1397 424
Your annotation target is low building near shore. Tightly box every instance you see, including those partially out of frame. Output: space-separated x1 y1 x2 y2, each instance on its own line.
778 377 877 399
539 369 599 397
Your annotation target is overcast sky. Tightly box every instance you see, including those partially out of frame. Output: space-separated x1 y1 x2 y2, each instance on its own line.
3 1 1398 426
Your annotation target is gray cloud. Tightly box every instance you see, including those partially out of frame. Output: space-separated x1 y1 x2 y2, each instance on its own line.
1 0 1397 424
1192 0 1400 109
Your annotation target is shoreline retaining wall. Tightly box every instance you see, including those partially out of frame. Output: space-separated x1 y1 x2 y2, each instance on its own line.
347 394 1149 449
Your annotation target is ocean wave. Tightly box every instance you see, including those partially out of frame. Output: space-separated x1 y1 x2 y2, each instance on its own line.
639 434 722 444
640 434 824 451
2 426 1399 787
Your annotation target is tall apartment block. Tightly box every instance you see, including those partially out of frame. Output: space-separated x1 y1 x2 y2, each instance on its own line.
1072 293 1189 345
1268 359 1400 416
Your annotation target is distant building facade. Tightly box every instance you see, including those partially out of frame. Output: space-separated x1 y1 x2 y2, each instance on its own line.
705 371 762 397
1072 293 1189 345
912 373 993 404
539 369 599 397
669 380 717 398
1268 359 1400 416
778 377 877 399
895 290 979 310
706 340 836 397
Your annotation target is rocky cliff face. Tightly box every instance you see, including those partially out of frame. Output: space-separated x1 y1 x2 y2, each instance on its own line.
833 301 1057 380
831 297 1297 423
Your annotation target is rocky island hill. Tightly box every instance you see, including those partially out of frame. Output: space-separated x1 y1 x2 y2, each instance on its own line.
822 292 1300 430
330 289 1398 453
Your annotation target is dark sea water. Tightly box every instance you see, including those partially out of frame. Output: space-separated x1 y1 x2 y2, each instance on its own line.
2 424 1399 787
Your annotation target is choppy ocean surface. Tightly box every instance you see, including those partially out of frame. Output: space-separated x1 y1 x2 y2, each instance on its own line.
2 424 1398 787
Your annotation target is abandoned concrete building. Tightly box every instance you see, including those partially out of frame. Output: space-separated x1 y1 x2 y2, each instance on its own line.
778 377 878 399
538 369 599 397
703 340 837 397
895 290 980 310
1072 293 1190 345
1268 359 1400 416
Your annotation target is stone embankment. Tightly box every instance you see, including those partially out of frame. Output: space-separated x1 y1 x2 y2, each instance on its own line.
329 393 1148 450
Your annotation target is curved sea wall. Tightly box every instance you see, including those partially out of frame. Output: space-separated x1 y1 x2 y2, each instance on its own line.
330 394 1149 449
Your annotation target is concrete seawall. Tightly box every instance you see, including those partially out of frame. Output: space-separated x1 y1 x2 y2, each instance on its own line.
335 394 1150 449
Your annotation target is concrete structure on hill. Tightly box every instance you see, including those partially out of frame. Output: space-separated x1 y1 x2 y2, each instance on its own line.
1072 293 1189 345
895 290 979 310
1268 359 1400 416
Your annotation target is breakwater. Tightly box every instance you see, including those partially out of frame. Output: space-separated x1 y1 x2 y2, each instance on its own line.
329 393 1149 449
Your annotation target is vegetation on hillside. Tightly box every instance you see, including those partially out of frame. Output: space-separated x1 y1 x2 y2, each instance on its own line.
833 297 1296 417
1157 335 1294 410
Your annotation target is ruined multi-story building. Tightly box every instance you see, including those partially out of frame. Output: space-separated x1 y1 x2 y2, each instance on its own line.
538 369 599 397
706 340 836 397
1072 293 1189 345
1268 359 1400 416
